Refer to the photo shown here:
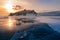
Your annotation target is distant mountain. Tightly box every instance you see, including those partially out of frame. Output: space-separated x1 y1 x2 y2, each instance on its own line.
9 9 37 16
11 23 60 40
39 11 60 16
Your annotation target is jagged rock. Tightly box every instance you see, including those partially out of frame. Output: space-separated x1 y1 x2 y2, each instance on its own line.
9 9 37 16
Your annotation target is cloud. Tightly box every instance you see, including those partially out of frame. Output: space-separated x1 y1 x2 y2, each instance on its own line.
13 0 60 12
13 5 22 10
0 0 8 6
0 7 8 15
22 0 60 12
0 0 60 12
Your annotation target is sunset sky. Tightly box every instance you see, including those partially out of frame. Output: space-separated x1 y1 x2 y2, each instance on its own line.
0 0 60 16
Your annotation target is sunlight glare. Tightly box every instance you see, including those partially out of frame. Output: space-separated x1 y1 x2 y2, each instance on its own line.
8 19 13 28
4 3 15 13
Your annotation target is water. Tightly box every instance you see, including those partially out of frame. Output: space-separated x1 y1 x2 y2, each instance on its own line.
0 17 16 40
0 16 60 31
36 16 60 33
0 16 17 29
0 16 60 40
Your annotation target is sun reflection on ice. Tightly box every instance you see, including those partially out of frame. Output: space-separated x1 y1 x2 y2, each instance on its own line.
8 18 13 30
8 19 13 27
7 17 16 30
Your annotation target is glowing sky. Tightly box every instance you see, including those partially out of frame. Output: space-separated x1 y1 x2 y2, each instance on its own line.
0 0 60 15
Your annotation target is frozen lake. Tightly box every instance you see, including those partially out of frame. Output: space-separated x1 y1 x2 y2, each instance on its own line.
0 16 60 40
36 16 60 33
0 16 60 32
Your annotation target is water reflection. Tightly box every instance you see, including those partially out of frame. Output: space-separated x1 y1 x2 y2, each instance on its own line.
0 16 60 31
7 18 14 30
8 19 13 27
0 17 16 30
7 17 16 30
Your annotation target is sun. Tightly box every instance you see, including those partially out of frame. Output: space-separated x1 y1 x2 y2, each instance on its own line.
4 4 15 13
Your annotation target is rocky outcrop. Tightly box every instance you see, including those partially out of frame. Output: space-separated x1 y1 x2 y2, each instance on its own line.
9 9 37 16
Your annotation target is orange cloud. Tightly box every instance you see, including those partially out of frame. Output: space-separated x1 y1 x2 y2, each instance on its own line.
13 5 22 10
0 7 9 16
